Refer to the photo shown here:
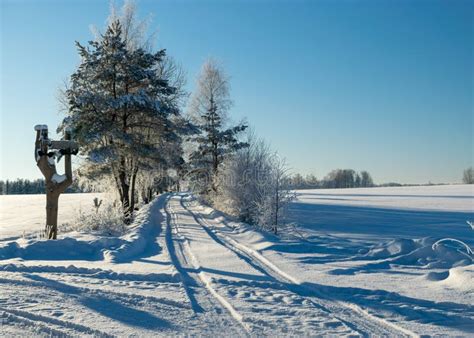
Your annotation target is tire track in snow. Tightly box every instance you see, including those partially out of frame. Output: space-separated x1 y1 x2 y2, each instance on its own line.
0 275 188 311
180 194 416 337
164 194 250 335
171 194 354 335
0 263 180 283
0 306 112 337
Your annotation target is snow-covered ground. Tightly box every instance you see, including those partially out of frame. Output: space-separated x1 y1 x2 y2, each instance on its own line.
0 193 105 241
0 185 473 336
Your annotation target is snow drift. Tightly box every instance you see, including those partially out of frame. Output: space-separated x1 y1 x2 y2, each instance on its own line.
0 195 167 263
330 237 473 277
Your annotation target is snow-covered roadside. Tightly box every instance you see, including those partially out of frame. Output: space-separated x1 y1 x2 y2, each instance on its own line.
0 194 201 336
0 195 161 262
183 185 474 335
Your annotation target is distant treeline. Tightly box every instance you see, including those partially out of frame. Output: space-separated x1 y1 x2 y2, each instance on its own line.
0 179 85 195
288 169 375 189
287 169 457 189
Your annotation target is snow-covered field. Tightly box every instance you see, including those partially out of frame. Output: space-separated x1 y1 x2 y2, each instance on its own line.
0 193 105 240
0 185 473 336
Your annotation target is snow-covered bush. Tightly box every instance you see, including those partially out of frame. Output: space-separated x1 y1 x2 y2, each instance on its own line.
71 199 127 236
214 133 295 234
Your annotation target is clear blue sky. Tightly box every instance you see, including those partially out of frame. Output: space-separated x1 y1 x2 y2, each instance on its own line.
1 0 472 184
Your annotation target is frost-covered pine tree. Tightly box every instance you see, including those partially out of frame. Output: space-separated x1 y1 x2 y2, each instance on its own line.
188 59 248 194
61 20 183 220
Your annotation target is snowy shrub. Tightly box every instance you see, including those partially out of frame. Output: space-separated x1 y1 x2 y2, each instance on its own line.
70 199 127 236
214 133 295 235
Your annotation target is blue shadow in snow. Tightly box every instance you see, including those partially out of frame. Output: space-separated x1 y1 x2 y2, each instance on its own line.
287 202 474 246
25 274 174 330
298 192 474 199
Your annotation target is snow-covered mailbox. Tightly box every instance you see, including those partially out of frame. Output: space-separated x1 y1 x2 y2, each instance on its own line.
34 124 78 239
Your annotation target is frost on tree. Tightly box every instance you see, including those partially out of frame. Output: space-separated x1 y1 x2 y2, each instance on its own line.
188 59 248 194
62 20 188 220
34 124 78 239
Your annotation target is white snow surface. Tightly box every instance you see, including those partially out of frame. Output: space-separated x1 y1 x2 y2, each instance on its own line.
34 125 48 131
51 173 67 184
0 185 473 336
0 193 105 240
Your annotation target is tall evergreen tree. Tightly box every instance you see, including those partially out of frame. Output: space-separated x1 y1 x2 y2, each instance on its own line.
61 20 182 219
188 59 248 194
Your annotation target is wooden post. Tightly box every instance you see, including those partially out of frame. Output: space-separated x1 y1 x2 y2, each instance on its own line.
34 125 75 239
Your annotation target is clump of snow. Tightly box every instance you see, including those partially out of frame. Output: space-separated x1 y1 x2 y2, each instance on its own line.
47 155 56 165
438 265 474 291
51 173 67 184
34 124 48 131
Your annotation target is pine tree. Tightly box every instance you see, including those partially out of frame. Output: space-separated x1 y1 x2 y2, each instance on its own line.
62 20 182 220
188 59 248 194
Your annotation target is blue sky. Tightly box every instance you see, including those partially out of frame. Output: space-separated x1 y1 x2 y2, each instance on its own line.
1 0 472 184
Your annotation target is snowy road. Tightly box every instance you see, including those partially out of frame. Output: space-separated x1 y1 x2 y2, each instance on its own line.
167 193 414 336
0 188 472 336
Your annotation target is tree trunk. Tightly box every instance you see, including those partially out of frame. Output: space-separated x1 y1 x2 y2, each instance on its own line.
119 173 131 221
274 180 279 235
35 128 73 239
148 187 153 202
45 190 60 239
129 166 138 212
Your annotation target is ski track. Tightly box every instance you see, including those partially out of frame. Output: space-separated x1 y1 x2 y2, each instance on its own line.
164 194 249 336
177 193 416 336
166 194 349 335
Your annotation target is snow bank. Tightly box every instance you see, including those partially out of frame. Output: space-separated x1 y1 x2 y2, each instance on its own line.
102 195 166 263
0 236 123 261
390 239 472 269
0 195 167 263
437 265 474 291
